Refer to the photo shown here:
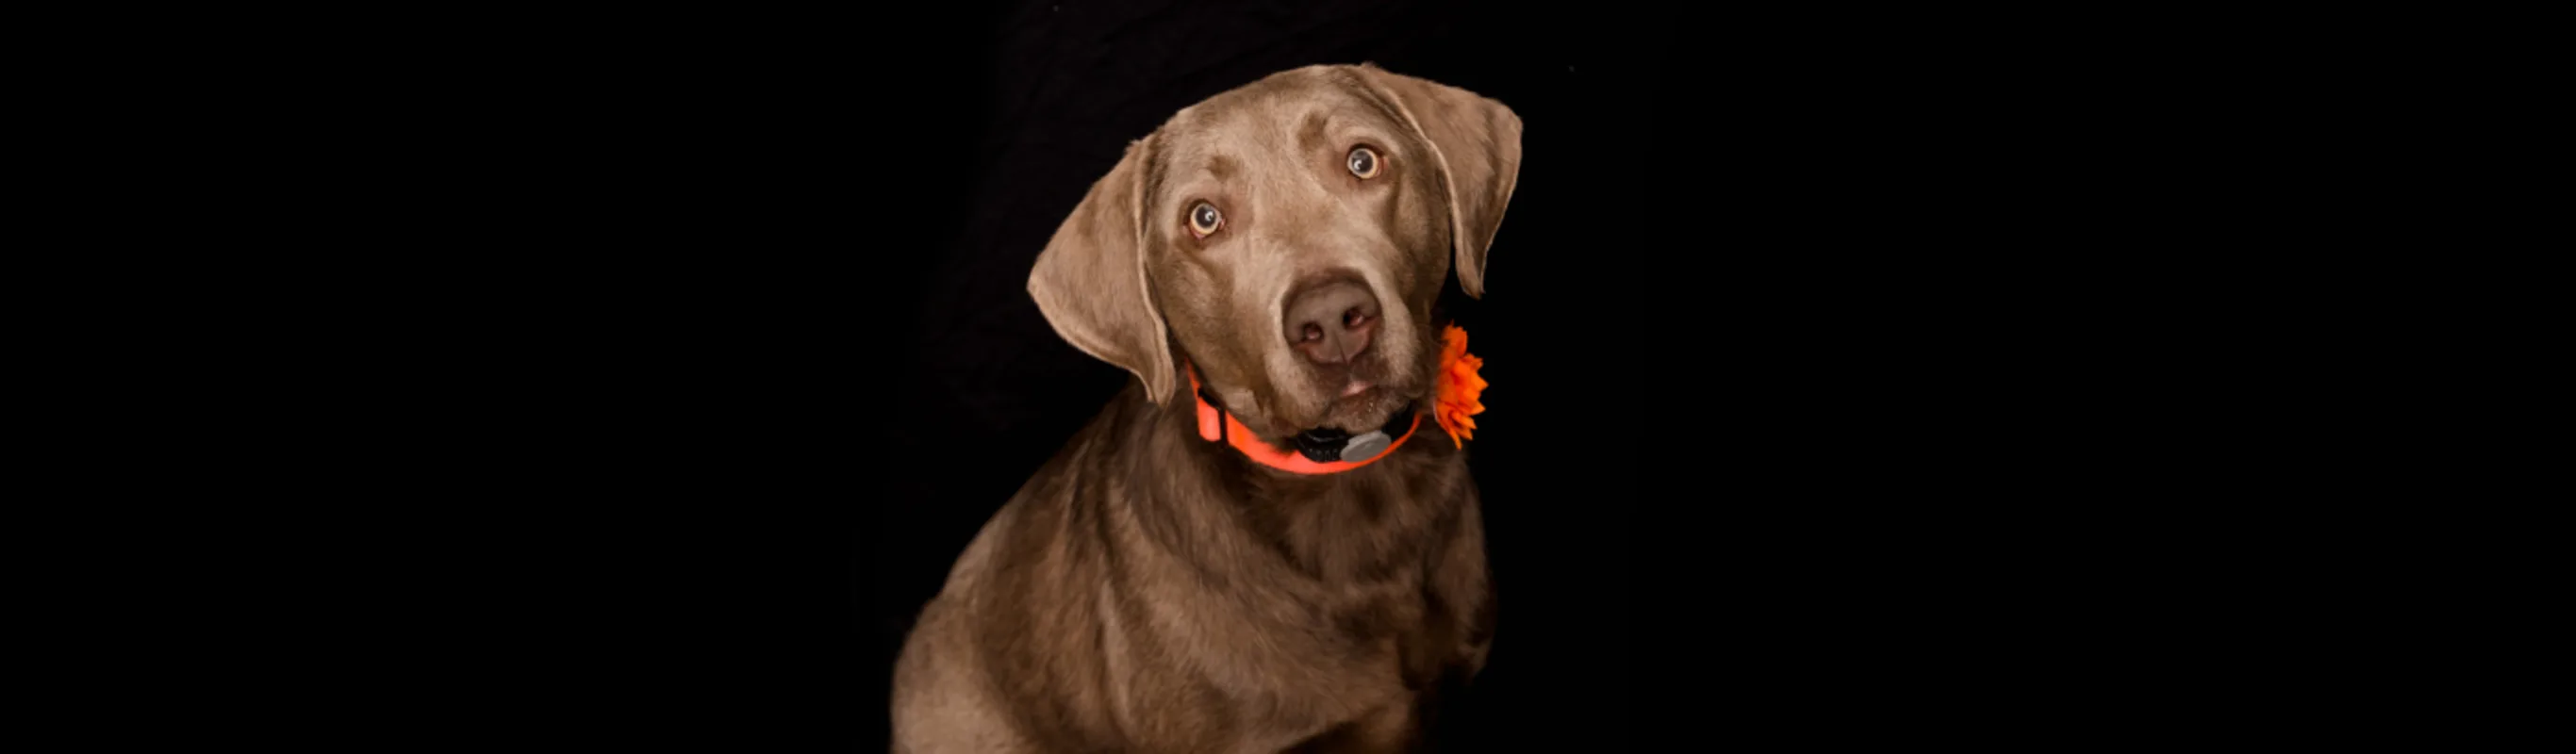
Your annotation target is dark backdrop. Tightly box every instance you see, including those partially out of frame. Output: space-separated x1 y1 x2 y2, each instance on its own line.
870 1 1662 747
317 2 2261 746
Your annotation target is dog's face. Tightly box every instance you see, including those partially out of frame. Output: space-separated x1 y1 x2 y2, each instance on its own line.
1030 64 1521 441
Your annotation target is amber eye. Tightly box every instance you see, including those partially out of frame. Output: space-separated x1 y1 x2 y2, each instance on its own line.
1188 202 1223 238
1346 146 1380 179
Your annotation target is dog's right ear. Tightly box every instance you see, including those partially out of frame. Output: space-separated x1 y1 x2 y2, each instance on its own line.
1028 134 1179 405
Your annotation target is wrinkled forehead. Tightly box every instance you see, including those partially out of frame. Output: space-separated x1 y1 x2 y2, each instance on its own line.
1154 74 1410 183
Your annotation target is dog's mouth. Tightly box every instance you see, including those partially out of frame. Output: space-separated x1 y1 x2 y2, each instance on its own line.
1311 379 1423 434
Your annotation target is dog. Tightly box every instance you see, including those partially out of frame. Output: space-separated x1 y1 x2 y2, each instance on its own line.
892 63 1521 754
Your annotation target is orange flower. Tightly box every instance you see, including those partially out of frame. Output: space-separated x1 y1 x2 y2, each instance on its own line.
1433 324 1486 448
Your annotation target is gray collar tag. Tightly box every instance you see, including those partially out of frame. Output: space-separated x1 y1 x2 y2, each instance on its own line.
1339 430 1392 462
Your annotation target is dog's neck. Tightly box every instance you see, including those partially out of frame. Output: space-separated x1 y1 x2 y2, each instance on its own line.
1184 362 1424 475
1132 376 1472 582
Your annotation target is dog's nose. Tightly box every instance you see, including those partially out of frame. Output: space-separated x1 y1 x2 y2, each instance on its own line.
1283 278 1379 366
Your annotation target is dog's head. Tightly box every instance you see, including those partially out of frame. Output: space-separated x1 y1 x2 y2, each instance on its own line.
1029 64 1521 441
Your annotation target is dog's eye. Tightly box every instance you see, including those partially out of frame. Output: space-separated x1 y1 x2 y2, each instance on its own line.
1188 202 1223 238
1346 147 1380 179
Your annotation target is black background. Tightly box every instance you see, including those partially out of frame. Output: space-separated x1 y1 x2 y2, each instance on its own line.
868 1 1655 749
240 1 2295 747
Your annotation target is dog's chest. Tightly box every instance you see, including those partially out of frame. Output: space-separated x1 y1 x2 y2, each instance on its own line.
1111 552 1435 747
1225 587 1430 749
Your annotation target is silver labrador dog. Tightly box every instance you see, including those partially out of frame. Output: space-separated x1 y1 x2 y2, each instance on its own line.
893 63 1521 754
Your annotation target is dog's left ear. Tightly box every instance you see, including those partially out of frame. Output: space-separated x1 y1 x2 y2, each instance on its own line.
1351 64 1523 299
1028 134 1180 404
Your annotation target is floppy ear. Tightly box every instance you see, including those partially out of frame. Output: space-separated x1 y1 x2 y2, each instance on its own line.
1351 64 1523 299
1028 135 1179 404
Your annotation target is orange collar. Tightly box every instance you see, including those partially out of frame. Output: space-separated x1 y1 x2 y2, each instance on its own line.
1186 364 1422 475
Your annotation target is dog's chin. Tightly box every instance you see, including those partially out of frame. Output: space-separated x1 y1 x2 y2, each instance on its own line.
1310 383 1422 434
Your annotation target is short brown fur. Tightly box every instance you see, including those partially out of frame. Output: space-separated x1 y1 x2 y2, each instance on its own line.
893 64 1522 754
